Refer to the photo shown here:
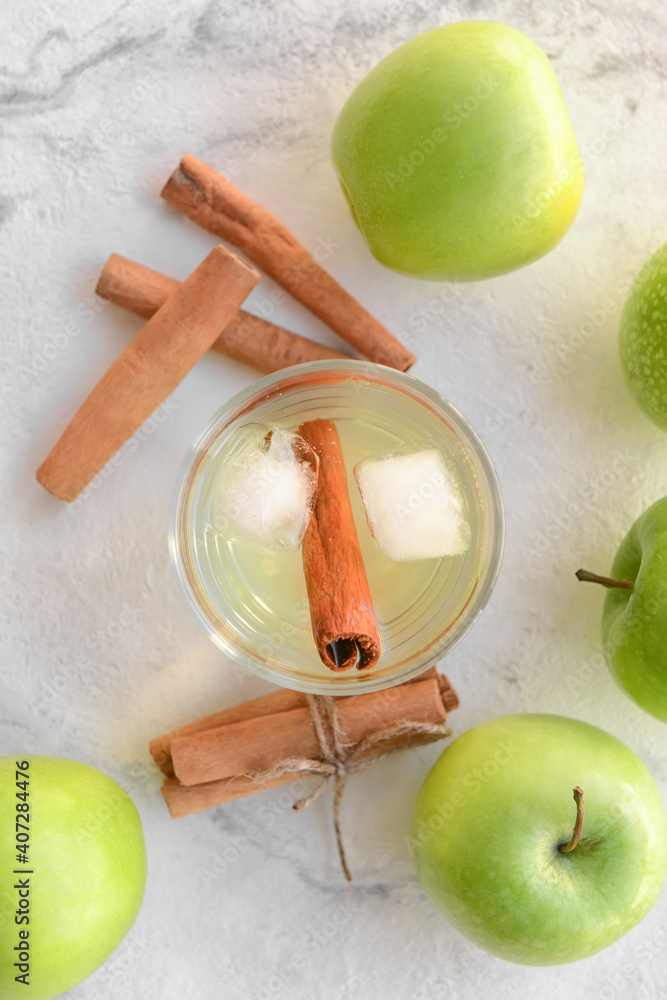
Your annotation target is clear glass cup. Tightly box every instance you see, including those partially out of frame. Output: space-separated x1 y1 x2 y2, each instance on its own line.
169 361 504 694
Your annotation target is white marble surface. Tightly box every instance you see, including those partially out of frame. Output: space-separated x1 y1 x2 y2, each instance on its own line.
2 0 667 996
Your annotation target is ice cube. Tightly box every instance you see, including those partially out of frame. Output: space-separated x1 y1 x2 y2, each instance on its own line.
354 449 471 561
210 425 318 550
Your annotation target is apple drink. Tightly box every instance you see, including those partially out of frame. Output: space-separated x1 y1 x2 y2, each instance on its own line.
170 362 503 693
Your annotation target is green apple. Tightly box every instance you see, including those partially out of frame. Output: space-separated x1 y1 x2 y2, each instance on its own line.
577 498 667 722
332 21 583 281
0 756 147 999
410 714 667 965
619 242 667 430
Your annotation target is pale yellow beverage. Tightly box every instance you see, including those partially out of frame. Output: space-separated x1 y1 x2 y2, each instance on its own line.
170 362 503 694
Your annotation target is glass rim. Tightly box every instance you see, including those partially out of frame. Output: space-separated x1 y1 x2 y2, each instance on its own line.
169 360 505 694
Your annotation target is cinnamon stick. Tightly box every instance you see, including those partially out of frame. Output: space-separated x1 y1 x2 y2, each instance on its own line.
96 253 352 373
161 155 416 371
37 246 259 501
162 772 297 817
155 669 457 818
150 686 307 777
171 676 448 786
298 419 381 672
151 665 445 777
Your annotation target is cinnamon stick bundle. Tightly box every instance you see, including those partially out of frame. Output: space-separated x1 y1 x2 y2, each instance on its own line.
161 155 416 372
150 685 308 777
37 246 259 501
96 253 352 373
151 668 459 819
298 419 381 672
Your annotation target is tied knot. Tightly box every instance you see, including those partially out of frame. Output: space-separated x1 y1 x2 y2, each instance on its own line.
256 692 451 881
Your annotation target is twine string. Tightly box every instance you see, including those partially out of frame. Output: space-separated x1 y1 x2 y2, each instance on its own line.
256 694 451 881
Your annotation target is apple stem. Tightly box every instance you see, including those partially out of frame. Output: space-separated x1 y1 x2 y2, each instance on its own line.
558 786 585 854
575 569 634 590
